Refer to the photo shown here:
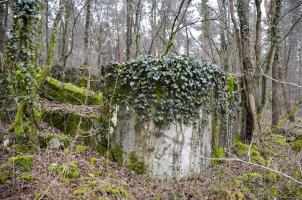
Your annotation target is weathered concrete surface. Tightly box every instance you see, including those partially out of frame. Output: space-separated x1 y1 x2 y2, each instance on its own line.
114 108 213 179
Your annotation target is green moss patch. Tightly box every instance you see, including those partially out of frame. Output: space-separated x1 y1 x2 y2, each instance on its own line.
20 172 34 181
43 77 103 105
48 162 80 181
111 144 123 164
89 157 98 165
270 134 287 146
73 180 128 198
94 168 104 177
290 136 302 151
234 140 267 165
39 133 69 149
128 151 145 174
9 155 34 171
281 182 302 199
0 164 10 184
15 145 31 153
42 109 102 138
0 172 10 184
212 145 224 164
265 172 280 183
108 172 116 178
237 172 261 180
75 145 87 153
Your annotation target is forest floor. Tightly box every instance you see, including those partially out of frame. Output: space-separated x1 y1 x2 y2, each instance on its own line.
1 107 302 199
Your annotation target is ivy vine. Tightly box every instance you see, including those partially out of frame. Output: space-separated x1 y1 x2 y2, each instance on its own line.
118 55 240 126
5 0 41 144
6 0 40 102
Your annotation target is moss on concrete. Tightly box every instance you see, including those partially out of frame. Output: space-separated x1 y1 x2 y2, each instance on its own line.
42 109 101 137
43 77 103 105
39 133 69 149
212 145 224 164
128 151 145 174
111 144 123 164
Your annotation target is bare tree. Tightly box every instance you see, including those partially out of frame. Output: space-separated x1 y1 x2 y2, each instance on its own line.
162 0 192 57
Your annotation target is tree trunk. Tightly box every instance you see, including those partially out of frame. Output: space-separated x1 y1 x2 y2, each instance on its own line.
150 0 157 56
270 0 282 129
60 0 71 69
218 0 229 70
235 0 259 140
0 3 7 53
83 0 91 66
258 0 281 120
272 47 280 128
126 0 133 60
254 0 262 87
134 0 142 57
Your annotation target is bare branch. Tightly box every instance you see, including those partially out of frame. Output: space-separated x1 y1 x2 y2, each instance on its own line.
279 13 302 44
279 1 302 22
260 65 302 88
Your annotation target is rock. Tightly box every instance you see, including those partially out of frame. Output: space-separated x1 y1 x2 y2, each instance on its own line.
49 137 63 149
2 139 10 147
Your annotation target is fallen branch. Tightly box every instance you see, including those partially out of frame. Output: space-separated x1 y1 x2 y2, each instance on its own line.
201 155 302 185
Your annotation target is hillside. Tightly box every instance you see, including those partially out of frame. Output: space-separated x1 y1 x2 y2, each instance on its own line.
1 105 302 199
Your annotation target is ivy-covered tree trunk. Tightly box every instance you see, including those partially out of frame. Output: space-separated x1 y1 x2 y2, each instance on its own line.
7 0 41 147
0 2 10 120
0 2 7 53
